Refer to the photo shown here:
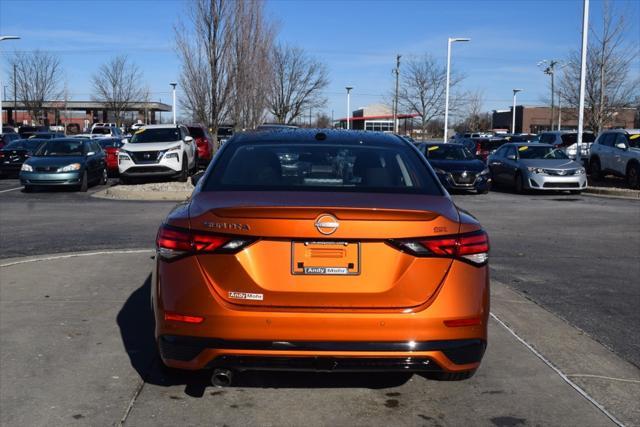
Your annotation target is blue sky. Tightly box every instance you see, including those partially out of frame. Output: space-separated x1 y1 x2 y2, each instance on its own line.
1 0 638 122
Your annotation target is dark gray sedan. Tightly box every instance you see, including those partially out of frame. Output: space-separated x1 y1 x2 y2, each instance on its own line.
488 143 587 194
19 138 107 192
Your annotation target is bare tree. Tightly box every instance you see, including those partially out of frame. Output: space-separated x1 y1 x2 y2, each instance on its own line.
461 90 485 131
91 55 148 126
268 44 329 124
8 50 63 125
176 0 235 144
559 0 639 133
398 54 464 136
230 0 276 130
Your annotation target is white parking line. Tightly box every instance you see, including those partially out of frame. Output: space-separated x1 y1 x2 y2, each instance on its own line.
0 249 153 268
0 186 22 194
490 312 624 427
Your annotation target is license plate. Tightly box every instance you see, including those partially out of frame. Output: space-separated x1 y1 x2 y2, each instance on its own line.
291 241 360 275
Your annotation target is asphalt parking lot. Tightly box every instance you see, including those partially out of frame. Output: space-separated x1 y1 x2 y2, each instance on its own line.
1 181 638 426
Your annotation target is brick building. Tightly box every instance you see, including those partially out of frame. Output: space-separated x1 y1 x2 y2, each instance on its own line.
492 105 638 133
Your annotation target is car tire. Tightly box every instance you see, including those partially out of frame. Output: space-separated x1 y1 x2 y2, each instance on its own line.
191 153 199 174
178 157 188 182
626 163 639 189
79 171 88 192
570 190 582 195
120 176 130 185
23 185 33 193
100 168 108 185
514 172 525 194
425 369 476 381
590 157 602 180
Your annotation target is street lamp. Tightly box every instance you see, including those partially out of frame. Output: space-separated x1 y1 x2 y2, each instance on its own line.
443 37 470 142
512 89 522 133
345 86 353 130
0 35 21 135
537 59 560 130
170 82 177 125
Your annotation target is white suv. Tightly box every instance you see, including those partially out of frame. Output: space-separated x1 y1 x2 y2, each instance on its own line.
589 129 640 189
118 124 197 183
538 131 595 163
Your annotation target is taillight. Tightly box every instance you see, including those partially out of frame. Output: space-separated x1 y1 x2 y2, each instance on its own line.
388 230 489 266
156 224 254 259
164 312 204 324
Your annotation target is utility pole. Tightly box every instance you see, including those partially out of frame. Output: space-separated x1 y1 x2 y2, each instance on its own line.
538 59 559 130
393 54 401 134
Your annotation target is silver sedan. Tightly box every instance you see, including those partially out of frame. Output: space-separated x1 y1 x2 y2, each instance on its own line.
488 143 587 194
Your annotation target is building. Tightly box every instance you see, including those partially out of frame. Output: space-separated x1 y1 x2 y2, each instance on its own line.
336 103 419 131
1 100 172 129
492 105 637 134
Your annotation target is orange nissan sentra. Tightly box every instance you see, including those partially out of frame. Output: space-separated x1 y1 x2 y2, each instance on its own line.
153 129 489 385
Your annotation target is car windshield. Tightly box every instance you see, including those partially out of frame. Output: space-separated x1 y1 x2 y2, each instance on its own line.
130 128 180 143
36 140 85 156
560 133 595 144
204 142 441 195
92 127 112 135
424 145 474 160
517 146 569 160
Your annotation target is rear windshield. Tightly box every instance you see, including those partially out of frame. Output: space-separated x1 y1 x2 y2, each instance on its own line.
475 138 506 151
560 133 595 144
97 139 122 148
188 127 205 138
203 142 442 195
36 140 86 156
91 127 112 135
130 128 180 143
424 145 474 160
518 146 569 160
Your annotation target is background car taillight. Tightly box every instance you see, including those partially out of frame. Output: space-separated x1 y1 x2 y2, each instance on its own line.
156 224 254 259
388 230 489 266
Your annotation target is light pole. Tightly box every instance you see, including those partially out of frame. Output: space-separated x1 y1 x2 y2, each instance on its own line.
170 82 177 125
538 59 560 130
512 89 522 133
443 37 470 142
0 35 21 135
345 86 353 130
393 54 401 134
576 0 590 165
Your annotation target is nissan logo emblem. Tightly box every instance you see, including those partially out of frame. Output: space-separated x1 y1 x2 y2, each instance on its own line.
314 214 339 235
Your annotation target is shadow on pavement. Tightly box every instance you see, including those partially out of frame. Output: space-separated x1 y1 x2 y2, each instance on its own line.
117 275 412 397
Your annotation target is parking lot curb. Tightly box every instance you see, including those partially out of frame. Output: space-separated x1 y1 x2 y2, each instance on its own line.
583 187 640 200
92 187 191 202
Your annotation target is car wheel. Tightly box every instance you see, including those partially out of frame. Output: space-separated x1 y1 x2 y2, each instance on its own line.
79 171 88 192
514 172 524 194
23 185 33 193
627 163 640 189
590 158 601 180
100 168 108 185
120 176 130 185
424 369 476 381
178 158 188 182
191 154 199 174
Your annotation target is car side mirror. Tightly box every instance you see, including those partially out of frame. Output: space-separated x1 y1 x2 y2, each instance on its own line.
615 142 628 150
506 154 516 160
191 171 204 186
184 136 194 143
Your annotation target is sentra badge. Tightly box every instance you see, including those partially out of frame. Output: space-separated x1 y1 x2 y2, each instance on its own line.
203 222 250 231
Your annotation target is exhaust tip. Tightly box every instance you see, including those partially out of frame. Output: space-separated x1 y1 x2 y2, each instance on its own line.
211 368 233 387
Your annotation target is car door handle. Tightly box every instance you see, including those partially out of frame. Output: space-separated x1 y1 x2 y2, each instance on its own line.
490 161 501 166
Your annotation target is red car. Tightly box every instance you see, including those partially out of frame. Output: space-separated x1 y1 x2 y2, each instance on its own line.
187 125 214 167
96 138 123 176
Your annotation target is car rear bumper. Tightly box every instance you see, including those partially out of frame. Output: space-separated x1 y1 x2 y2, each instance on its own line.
153 259 489 372
158 335 486 372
